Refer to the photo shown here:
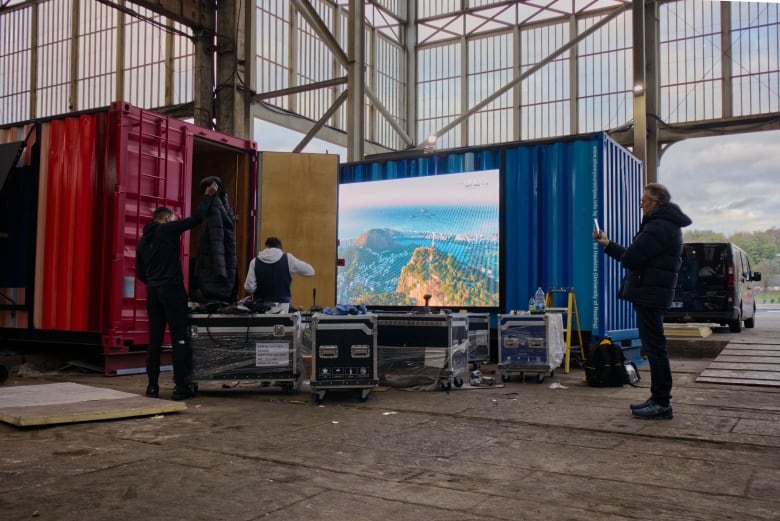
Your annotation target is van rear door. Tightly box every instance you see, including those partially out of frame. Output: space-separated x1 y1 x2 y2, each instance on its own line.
671 243 731 314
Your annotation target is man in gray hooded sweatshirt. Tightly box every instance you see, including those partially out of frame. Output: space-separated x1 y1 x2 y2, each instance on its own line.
243 236 315 313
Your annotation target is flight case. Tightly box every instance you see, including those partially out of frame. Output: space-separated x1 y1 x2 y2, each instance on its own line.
497 313 564 383
376 312 469 390
189 313 299 392
466 312 491 368
309 313 378 403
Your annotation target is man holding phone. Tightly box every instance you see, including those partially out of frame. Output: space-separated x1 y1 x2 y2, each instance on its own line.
593 183 691 419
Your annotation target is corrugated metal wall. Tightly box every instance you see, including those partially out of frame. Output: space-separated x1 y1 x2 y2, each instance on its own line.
37 115 100 331
597 136 644 341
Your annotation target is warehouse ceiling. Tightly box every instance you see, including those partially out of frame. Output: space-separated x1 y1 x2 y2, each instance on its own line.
416 0 632 43
2 0 779 179
115 0 635 34
102 0 213 29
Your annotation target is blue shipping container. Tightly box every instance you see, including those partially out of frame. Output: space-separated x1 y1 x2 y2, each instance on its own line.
339 133 642 344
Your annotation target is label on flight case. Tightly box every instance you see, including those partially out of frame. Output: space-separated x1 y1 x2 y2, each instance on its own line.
255 342 290 367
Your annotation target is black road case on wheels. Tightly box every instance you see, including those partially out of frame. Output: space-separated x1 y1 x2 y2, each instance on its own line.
189 313 299 392
310 313 378 403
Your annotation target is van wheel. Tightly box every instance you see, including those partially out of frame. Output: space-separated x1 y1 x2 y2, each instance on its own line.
729 319 742 333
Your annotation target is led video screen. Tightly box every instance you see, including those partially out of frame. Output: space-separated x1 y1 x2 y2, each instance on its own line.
337 169 500 308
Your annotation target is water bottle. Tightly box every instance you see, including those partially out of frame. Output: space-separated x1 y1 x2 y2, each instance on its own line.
534 287 545 312
528 297 535 312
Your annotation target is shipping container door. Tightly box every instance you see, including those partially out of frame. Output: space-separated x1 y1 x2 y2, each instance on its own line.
34 115 99 332
257 152 338 309
595 135 643 341
503 144 541 312
103 104 191 352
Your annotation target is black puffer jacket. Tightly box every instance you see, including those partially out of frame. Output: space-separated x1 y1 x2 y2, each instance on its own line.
604 202 692 310
194 191 237 302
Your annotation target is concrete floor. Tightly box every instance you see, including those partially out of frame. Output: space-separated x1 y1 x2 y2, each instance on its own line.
1 313 779 521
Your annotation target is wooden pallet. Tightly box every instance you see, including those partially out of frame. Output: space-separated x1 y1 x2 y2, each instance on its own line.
696 344 780 387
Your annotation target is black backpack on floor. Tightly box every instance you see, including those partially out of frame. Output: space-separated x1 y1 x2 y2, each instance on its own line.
584 340 639 387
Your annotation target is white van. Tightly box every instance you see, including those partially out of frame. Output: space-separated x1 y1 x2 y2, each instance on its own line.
665 242 762 332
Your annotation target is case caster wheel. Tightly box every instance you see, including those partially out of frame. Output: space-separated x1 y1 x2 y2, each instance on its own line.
359 388 370 402
536 373 545 384
314 390 326 405
500 373 510 382
453 377 464 388
192 383 199 392
441 380 453 392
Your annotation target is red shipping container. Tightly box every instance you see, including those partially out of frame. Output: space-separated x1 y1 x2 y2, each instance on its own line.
0 102 257 374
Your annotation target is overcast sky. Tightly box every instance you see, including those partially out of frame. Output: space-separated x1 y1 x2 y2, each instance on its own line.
658 129 780 236
255 120 778 237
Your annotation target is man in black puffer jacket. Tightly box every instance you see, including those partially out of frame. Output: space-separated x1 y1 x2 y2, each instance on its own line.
594 183 692 419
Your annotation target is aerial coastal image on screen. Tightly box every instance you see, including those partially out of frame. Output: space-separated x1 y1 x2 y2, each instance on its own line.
337 170 500 308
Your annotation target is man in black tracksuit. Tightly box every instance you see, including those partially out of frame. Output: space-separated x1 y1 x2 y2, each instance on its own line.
594 183 692 419
136 181 218 400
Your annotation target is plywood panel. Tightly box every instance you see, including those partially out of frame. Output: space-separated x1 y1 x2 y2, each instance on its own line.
256 152 338 308
664 324 713 337
0 382 186 427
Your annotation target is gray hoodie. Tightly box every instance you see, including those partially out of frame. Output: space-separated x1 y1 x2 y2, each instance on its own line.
243 247 315 295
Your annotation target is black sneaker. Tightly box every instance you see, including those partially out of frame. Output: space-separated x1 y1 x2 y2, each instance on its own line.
172 385 196 401
632 403 673 419
145 385 160 398
630 398 654 411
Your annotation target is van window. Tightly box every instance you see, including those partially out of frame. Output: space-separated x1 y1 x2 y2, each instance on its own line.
687 244 728 280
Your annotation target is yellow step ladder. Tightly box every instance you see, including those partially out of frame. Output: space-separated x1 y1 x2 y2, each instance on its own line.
545 287 585 373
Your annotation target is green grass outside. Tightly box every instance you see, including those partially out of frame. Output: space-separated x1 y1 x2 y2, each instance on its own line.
756 290 780 304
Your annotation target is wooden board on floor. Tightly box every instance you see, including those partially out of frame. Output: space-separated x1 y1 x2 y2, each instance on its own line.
715 355 780 363
720 344 780 352
717 349 780 358
697 343 780 387
696 375 780 386
0 382 186 427
707 362 780 372
664 324 713 337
